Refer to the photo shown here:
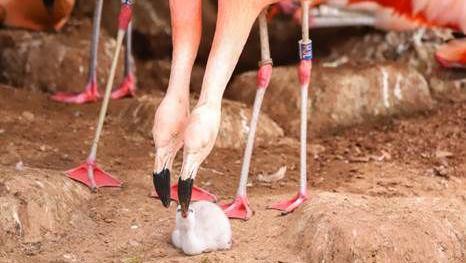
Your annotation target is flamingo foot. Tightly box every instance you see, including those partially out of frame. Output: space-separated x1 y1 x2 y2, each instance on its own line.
51 80 101 104
221 195 253 220
111 73 136 99
150 184 217 203
268 192 308 214
66 160 122 190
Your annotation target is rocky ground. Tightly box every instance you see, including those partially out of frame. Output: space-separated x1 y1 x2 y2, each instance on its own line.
0 81 465 263
1 1 466 262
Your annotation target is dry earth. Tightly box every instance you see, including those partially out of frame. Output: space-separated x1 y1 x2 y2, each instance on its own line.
0 83 465 262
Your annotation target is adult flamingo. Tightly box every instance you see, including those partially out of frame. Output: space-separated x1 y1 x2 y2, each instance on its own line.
275 0 466 68
50 0 135 104
223 0 466 219
152 0 314 218
0 0 74 31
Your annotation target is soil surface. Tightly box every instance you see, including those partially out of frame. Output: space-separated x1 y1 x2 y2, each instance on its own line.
0 82 465 262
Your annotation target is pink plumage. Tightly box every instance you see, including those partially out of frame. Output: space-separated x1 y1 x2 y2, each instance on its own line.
273 0 466 68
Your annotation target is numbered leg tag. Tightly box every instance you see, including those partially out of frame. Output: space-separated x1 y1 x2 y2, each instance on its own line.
299 40 313 61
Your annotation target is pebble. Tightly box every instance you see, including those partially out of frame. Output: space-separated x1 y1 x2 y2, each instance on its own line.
128 240 140 247
63 253 77 262
22 111 35 121
15 161 24 171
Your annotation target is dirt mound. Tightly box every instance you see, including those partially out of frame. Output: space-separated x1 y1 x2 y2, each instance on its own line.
228 62 434 137
286 192 466 263
117 95 284 149
0 166 90 249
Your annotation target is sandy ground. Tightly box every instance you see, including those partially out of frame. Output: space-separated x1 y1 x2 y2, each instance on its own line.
0 85 465 262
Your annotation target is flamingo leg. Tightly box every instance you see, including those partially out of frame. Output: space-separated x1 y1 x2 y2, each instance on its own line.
221 9 273 220
111 21 137 99
268 0 311 214
152 0 215 208
51 0 103 104
177 0 275 216
66 3 133 190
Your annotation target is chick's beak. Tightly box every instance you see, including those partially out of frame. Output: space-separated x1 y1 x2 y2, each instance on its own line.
178 177 193 218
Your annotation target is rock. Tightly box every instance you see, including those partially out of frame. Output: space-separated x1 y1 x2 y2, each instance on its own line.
73 0 214 61
117 95 284 149
227 62 434 137
326 28 466 103
21 111 34 122
286 192 466 262
429 74 466 103
0 166 91 244
14 161 24 171
257 166 287 183
0 22 124 94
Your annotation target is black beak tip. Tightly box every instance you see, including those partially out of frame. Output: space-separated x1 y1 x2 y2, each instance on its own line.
153 169 171 208
178 177 194 215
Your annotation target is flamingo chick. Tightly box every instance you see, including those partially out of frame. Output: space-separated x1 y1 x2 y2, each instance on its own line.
0 0 74 31
172 201 232 255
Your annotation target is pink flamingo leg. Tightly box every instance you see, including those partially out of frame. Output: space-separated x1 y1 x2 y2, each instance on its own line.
269 0 311 214
66 3 133 190
51 0 136 104
151 0 215 208
221 10 272 220
111 21 137 99
177 0 277 216
51 0 103 104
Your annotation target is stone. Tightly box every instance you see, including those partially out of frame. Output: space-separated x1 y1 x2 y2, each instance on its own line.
227 62 434 137
117 95 284 149
0 24 124 94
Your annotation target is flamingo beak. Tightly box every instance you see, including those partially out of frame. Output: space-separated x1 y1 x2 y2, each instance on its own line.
153 169 171 208
178 177 193 218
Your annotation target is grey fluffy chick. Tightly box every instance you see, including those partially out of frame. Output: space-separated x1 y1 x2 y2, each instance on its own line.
172 201 232 255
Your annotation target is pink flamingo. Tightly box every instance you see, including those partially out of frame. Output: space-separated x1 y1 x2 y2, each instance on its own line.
50 0 136 104
274 0 466 68
158 0 466 219
151 0 313 218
